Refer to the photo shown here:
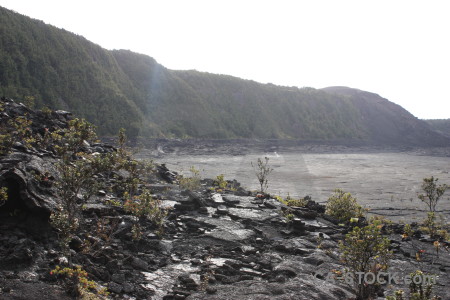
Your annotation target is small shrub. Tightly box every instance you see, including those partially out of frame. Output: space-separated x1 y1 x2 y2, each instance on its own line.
275 193 307 207
50 208 79 253
123 189 168 238
51 265 108 299
420 212 439 238
40 106 53 115
418 176 447 213
214 174 228 190
23 95 35 109
9 116 36 149
0 133 13 155
325 189 365 223
402 223 414 240
178 166 201 191
251 157 273 193
54 118 97 156
281 208 295 223
339 220 392 299
386 270 440 300
0 187 8 207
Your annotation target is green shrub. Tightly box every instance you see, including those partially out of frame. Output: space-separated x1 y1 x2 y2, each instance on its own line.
418 176 447 213
325 189 365 223
178 166 201 191
51 265 108 299
0 133 13 155
214 174 227 190
49 208 79 254
386 270 439 300
0 187 8 207
339 220 392 299
123 189 168 238
275 193 308 207
23 95 35 109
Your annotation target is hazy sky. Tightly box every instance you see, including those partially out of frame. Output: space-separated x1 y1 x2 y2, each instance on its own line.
1 0 449 119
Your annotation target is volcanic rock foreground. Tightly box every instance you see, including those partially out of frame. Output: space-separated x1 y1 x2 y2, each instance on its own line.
0 99 449 299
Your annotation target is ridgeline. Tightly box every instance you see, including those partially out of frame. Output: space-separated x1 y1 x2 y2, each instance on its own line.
0 6 448 146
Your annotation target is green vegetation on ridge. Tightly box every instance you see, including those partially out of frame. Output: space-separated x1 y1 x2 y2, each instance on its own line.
1 6 448 145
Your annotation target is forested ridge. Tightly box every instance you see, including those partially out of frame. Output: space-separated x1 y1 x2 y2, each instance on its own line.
1 6 448 145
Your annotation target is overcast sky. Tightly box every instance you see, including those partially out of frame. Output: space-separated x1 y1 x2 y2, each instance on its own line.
1 0 449 119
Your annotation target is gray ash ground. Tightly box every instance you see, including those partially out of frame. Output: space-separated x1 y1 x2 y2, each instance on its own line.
136 143 450 224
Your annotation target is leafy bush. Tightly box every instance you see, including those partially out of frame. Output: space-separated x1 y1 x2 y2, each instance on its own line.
123 189 168 238
325 189 365 223
339 220 392 299
51 265 108 299
0 114 35 154
178 166 202 191
214 174 227 190
0 187 8 207
50 208 79 254
418 176 447 213
54 118 97 156
275 193 307 207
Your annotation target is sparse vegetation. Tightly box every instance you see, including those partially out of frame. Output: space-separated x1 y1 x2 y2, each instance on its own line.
0 187 8 207
51 265 109 299
214 174 227 190
123 189 168 238
178 166 202 191
251 157 273 194
339 220 392 300
275 193 308 207
416 177 449 240
386 270 440 300
325 189 366 223
418 176 447 213
281 209 295 223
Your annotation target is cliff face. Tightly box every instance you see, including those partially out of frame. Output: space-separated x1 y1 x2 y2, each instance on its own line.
322 87 450 146
1 6 449 146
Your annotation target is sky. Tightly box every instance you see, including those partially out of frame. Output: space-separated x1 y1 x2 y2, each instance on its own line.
1 0 449 119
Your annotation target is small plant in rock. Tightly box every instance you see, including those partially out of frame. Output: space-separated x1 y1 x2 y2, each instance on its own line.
402 223 415 240
22 95 35 109
418 176 447 213
281 208 295 223
421 212 439 238
0 187 8 207
40 106 53 116
251 157 273 194
123 189 168 238
0 132 13 155
9 115 36 149
339 220 392 300
178 166 202 191
130 223 143 241
51 265 109 299
0 114 36 154
199 256 215 292
385 270 440 300
283 193 308 207
53 118 97 157
82 218 119 257
213 174 228 191
325 189 366 223
49 207 79 254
